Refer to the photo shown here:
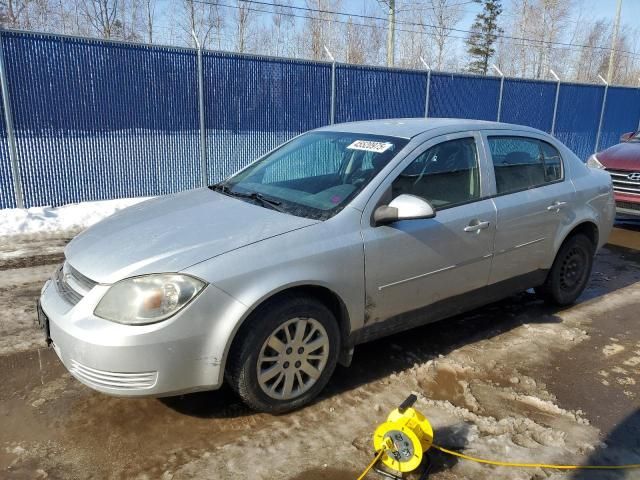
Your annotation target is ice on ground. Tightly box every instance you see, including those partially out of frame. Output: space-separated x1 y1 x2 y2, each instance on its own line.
0 197 151 238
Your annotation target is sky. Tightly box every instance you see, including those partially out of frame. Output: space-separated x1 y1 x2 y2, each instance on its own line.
154 0 638 55
470 0 634 30
297 0 637 30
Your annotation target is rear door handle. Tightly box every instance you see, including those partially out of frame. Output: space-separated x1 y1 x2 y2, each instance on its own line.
547 201 567 211
464 220 490 232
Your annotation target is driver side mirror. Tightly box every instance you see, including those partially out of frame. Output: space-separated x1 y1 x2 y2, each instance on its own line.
620 132 635 142
373 194 436 226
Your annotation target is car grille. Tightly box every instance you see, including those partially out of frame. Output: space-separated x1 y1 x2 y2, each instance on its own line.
69 359 158 390
54 261 98 306
616 200 640 211
607 169 640 195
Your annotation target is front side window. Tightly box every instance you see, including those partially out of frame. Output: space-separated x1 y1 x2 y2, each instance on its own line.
392 137 480 210
218 132 408 220
488 136 563 195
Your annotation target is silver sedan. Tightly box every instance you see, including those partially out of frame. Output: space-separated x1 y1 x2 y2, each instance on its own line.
38 119 615 412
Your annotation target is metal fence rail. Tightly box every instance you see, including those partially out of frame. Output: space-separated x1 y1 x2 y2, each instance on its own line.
0 83 15 209
0 29 639 210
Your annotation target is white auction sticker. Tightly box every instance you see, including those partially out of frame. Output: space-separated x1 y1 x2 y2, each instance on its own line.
347 140 393 153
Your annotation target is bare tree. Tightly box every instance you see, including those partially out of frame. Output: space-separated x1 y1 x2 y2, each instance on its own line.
424 0 464 70
230 0 254 53
80 0 119 38
143 0 154 43
343 17 366 63
532 0 573 79
269 0 295 57
0 0 30 27
180 0 223 49
0 0 59 31
119 0 145 41
572 19 609 83
395 10 429 69
300 0 341 61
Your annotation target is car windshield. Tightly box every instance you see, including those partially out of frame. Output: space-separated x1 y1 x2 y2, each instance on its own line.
213 131 409 220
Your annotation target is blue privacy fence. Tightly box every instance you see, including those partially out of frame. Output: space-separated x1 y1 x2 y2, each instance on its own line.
0 30 639 209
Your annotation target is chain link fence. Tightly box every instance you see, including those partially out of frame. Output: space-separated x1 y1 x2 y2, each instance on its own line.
1 30 639 209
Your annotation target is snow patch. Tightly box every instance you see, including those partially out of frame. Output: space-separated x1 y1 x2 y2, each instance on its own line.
602 343 625 357
0 197 151 237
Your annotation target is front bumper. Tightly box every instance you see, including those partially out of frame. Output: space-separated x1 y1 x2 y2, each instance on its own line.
614 192 640 217
39 275 246 397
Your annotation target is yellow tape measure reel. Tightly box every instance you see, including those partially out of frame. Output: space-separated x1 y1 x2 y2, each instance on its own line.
363 394 640 479
373 395 433 474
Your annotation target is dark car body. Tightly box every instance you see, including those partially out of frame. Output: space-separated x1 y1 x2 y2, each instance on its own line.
596 131 640 217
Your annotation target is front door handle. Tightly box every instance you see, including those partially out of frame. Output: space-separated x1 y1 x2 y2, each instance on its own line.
547 201 567 212
464 220 490 232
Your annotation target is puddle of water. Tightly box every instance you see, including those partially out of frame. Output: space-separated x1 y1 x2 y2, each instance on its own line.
0 348 274 478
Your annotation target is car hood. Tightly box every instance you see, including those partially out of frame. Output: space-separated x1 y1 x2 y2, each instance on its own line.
65 188 319 284
598 142 640 170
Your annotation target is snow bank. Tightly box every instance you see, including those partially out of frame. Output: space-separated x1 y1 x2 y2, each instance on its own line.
0 197 151 237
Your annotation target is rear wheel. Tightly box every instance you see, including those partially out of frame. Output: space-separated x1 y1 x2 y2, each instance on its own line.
536 234 594 306
226 295 340 413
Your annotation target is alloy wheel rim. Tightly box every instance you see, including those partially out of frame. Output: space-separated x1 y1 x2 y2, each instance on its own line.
257 317 330 400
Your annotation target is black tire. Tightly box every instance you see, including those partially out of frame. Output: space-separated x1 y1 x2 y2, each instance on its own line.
225 294 340 413
535 234 595 306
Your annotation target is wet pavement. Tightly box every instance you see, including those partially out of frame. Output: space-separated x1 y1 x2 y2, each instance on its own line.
0 222 639 479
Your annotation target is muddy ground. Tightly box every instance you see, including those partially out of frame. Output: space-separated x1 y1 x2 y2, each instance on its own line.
0 224 639 480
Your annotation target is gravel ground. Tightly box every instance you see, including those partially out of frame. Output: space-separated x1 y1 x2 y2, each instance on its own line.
0 223 639 480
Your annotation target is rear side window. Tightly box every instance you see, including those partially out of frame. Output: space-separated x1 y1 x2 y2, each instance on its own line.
488 136 563 195
392 137 480 210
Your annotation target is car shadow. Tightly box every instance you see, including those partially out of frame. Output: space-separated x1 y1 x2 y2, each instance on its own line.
570 409 640 480
325 291 564 398
160 384 256 419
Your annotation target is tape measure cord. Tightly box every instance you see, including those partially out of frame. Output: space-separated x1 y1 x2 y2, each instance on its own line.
356 448 386 480
431 443 640 470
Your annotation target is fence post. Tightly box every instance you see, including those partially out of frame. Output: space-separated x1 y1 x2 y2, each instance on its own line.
595 74 608 154
420 57 431 118
0 32 24 209
549 69 561 136
192 31 207 186
491 64 504 122
324 46 336 124
637 78 640 132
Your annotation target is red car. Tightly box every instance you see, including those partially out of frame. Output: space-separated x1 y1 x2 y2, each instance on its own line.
589 131 640 218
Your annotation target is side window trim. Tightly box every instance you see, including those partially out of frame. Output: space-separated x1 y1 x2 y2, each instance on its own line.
482 132 565 198
362 131 490 225
407 137 480 212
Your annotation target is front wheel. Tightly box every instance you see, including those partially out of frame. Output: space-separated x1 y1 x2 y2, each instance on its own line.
535 234 595 306
226 295 340 413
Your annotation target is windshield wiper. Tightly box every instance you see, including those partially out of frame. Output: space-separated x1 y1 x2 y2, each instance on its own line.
209 182 231 193
210 183 285 213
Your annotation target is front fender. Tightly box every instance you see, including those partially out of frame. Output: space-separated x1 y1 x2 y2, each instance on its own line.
183 209 366 385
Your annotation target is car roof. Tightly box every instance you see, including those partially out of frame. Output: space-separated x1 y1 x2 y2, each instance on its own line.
315 118 543 139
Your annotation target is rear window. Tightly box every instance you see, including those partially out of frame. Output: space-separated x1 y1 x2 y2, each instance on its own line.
488 136 563 195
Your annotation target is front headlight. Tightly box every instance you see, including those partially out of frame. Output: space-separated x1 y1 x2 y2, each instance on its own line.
95 274 206 325
586 154 605 169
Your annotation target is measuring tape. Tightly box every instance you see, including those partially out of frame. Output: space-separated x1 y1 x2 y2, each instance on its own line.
357 394 640 479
